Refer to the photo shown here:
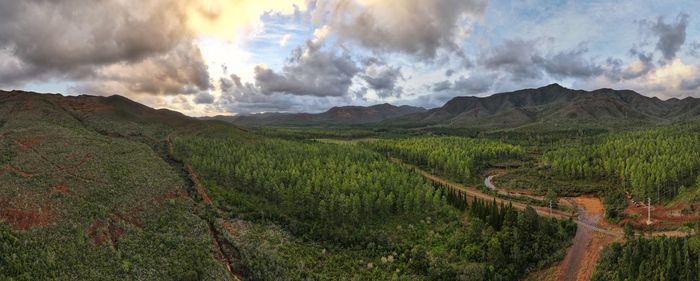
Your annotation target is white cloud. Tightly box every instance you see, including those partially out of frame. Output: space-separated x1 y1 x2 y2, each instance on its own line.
279 34 292 46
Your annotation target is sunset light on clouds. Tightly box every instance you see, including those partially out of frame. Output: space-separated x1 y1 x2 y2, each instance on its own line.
1 0 699 116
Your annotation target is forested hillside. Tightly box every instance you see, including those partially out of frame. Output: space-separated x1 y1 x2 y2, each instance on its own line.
383 84 700 129
10 88 700 280
592 234 700 280
0 91 232 280
173 136 575 280
211 103 426 127
543 124 700 200
364 137 524 183
173 137 446 239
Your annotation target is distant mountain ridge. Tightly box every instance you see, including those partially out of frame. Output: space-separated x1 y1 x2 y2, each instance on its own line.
383 83 700 129
208 84 700 129
0 90 247 139
207 103 427 126
8 84 700 131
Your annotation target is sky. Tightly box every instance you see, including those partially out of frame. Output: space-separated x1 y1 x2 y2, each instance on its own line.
0 0 699 116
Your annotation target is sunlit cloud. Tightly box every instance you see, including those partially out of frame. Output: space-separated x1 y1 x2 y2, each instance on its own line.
185 0 308 40
1 0 700 116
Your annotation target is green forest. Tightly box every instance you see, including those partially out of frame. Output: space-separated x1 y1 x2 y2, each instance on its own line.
173 137 447 240
364 137 524 183
592 234 700 281
172 136 575 280
543 125 700 200
5 90 700 280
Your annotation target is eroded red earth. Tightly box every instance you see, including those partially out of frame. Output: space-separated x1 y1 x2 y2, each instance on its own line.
0 164 33 177
621 201 698 230
52 183 70 193
0 195 53 231
62 99 111 113
15 136 43 151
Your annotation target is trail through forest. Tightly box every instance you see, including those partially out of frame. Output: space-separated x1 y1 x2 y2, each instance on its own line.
165 135 242 281
393 159 575 219
393 158 695 281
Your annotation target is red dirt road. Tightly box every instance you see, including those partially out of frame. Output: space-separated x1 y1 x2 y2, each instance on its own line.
394 158 698 281
399 160 575 219
556 197 620 281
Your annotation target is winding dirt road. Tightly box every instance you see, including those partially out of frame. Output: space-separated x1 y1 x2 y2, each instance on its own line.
394 159 575 219
556 197 620 281
391 158 693 281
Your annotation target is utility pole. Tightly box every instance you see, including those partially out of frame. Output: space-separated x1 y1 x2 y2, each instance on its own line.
646 197 652 225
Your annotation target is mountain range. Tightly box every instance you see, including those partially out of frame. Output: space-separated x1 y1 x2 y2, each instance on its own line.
204 103 426 126
208 84 700 129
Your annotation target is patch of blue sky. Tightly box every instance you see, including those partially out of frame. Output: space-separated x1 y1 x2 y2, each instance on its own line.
20 80 72 95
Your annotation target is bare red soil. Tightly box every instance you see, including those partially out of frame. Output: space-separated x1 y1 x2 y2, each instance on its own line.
87 212 142 247
621 200 698 230
0 197 52 231
113 211 143 229
187 165 212 205
52 183 70 193
86 191 189 247
87 220 110 246
0 164 33 177
556 196 620 281
153 190 189 206
15 136 43 151
20 100 34 111
63 99 111 113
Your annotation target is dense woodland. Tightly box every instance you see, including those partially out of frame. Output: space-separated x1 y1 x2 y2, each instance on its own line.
364 137 524 183
543 125 700 200
592 235 700 281
173 137 448 239
173 136 575 280
6 88 700 280
461 199 575 279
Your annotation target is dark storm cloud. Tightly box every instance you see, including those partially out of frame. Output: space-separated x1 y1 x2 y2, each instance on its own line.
432 80 452 92
688 41 700 58
0 0 211 96
231 36 408 101
477 39 666 85
358 59 404 98
360 65 401 91
0 0 188 72
452 74 496 95
604 48 655 81
254 39 360 97
313 0 489 60
649 13 689 61
71 42 210 96
445 69 456 77
0 49 46 85
624 49 655 79
218 74 337 114
219 74 295 112
533 45 603 79
681 78 700 91
194 93 215 104
479 39 542 81
431 73 496 95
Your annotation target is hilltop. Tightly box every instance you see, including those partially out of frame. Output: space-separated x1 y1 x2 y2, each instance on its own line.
385 84 700 129
0 90 248 280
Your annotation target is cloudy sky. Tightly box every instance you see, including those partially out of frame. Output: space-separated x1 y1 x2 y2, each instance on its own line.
1 0 699 116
